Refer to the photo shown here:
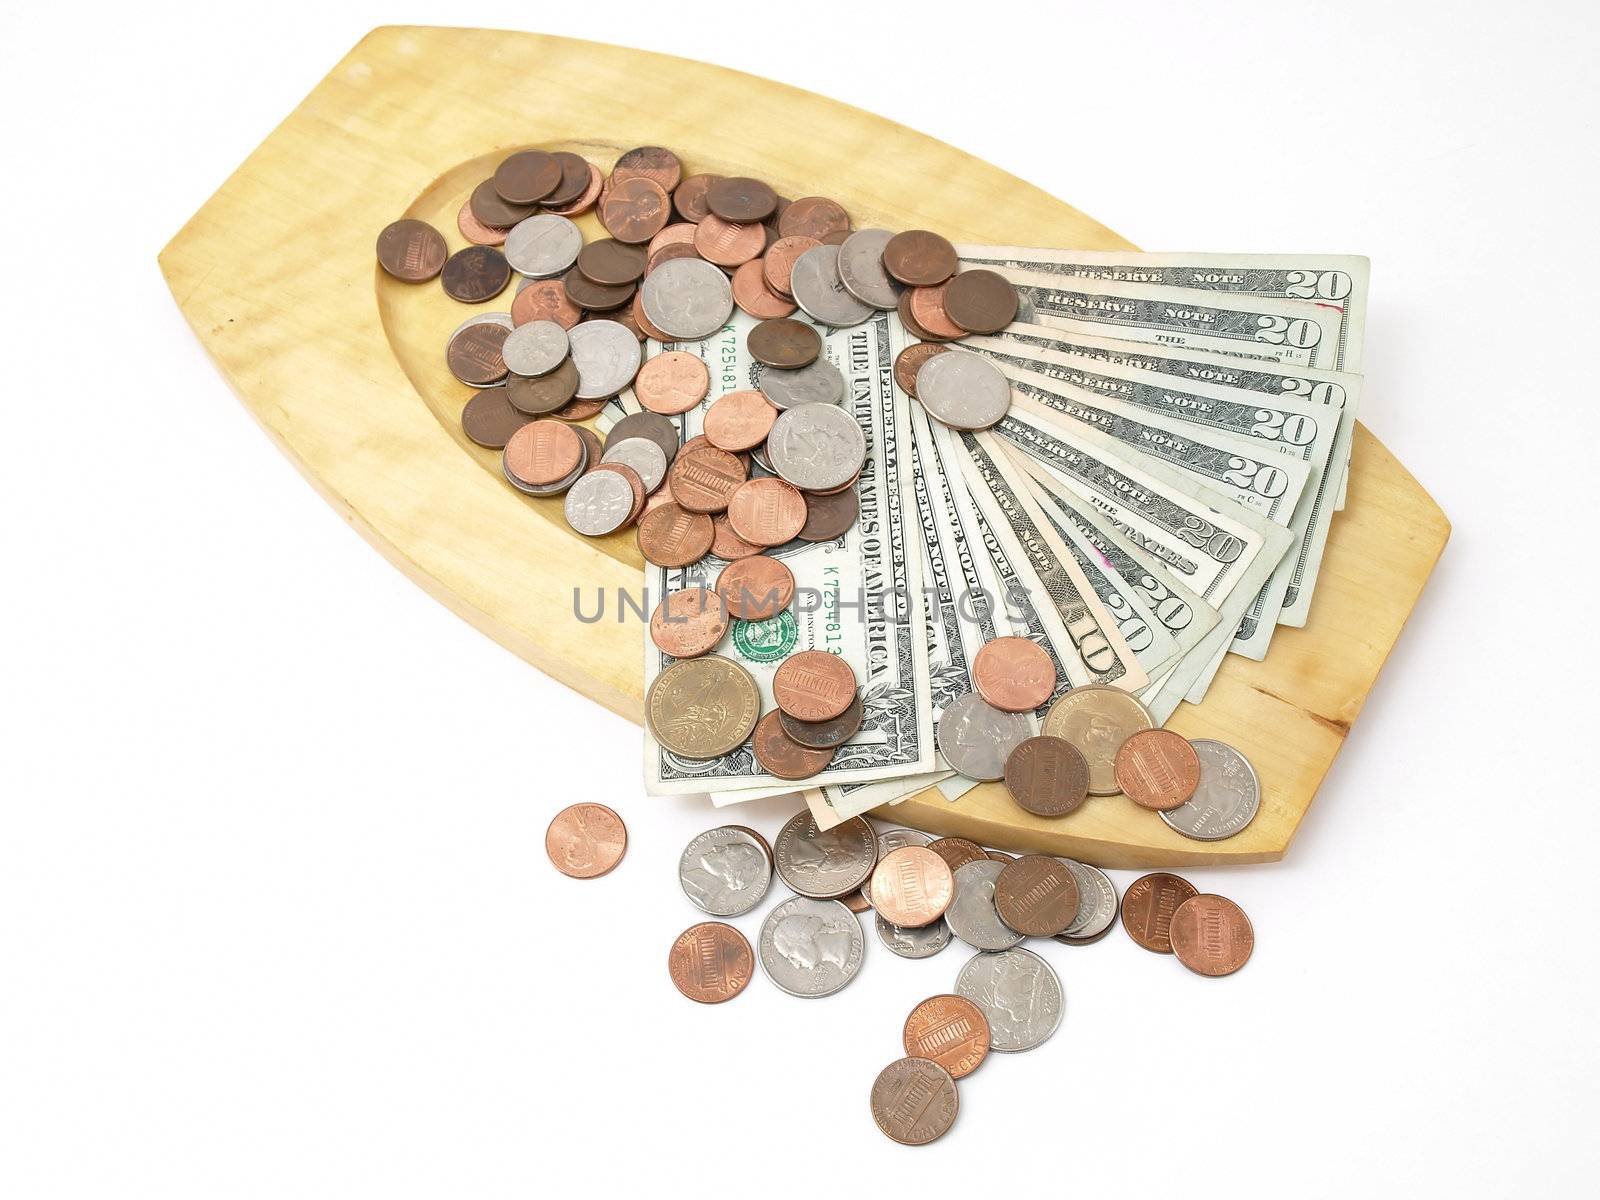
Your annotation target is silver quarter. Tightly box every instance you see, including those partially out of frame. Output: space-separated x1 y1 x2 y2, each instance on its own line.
836 228 903 310
915 350 1012 430
936 693 1032 782
567 320 641 400
773 810 877 899
501 319 569 377
767 402 866 492
1160 738 1261 841
562 469 634 536
503 213 583 278
1054 857 1119 940
944 860 1025 952
758 896 866 998
790 244 874 327
861 828 932 904
677 825 773 916
875 912 951 959
756 357 846 410
601 436 668 493
640 256 734 340
954 946 1064 1052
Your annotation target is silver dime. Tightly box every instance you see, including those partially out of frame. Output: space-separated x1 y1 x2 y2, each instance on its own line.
861 828 932 904
944 860 1025 952
678 825 773 916
1054 857 1118 941
501 319 569 377
767 402 866 492
915 350 1012 430
790 244 874 327
758 896 866 998
836 228 902 310
503 213 583 278
567 320 642 400
773 810 877 899
954 946 1064 1052
1160 738 1261 841
756 357 846 411
875 912 951 959
936 693 1032 782
601 436 668 493
562 469 634 536
640 256 734 340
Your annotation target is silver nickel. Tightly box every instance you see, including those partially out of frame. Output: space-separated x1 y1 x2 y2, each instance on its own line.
1054 857 1118 940
861 828 933 904
756 357 846 411
915 350 1012 431
678 825 773 916
790 244 874 327
936 693 1031 782
773 810 878 898
562 469 634 536
954 946 1064 1052
567 320 642 400
836 228 903 310
767 402 866 492
640 256 734 341
758 896 866 998
875 912 951 959
503 213 583 278
601 437 668 493
1160 738 1262 841
944 860 1025 952
501 319 569 377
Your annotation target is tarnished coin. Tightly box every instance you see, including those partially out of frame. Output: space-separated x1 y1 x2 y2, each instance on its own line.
602 437 669 493
501 320 569 377
903 994 990 1080
575 238 648 285
779 196 850 241
759 895 866 997
1160 739 1262 841
457 200 508 247
716 556 795 621
1042 684 1155 795
542 151 594 208
678 826 773 916
563 469 635 536
709 513 762 561
649 585 727 657
504 213 583 278
612 145 682 192
446 319 511 386
567 320 642 399
599 175 672 244
512 277 583 329
870 1058 958 1146
797 487 858 541
927 837 990 873
908 283 967 341
994 854 1079 936
897 289 953 344
1003 736 1090 818
635 351 710 415
773 650 857 722
790 244 874 327
705 390 777 453
706 175 778 223
460 387 530 449
870 846 954 928
563 267 634 311
470 177 538 230
376 218 448 282
763 235 820 296
1120 871 1199 953
493 149 562 204
748 318 822 369
836 228 903 309
506 357 580 415
773 810 877 899
603 410 680 466
936 693 1032 782
944 860 1025 951
883 229 958 287
637 503 714 569
668 446 746 514
973 636 1057 713
916 350 1012 430
1114 729 1201 811
668 922 754 1003
645 655 761 759
544 802 626 879
893 341 950 398
543 160 603 217
876 913 951 959
640 256 734 340
751 712 836 781
778 692 863 751
767 402 866 491
757 357 846 410
1169 893 1255 976
859 828 933 904
1055 858 1119 942
504 419 582 488
731 260 798 320
987 850 1015 863
954 947 1063 1052
671 173 719 223
943 268 1019 334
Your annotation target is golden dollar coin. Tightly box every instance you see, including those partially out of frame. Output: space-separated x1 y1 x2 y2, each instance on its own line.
1042 684 1155 795
645 655 761 759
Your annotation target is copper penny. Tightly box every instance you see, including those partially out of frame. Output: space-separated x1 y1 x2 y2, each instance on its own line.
972 636 1057 713
441 246 511 304
544 802 626 878
637 502 715 568
446 322 510 386
870 846 954 928
506 357 580 415
1003 736 1090 818
456 200 508 246
731 260 798 319
668 921 753 1003
460 387 529 449
902 995 990 1080
612 145 682 192
542 152 594 208
870 1058 959 1146
727 477 806 547
672 173 719 223
543 161 603 217
883 229 958 286
706 175 778 223
772 650 857 722
599 175 672 245
897 290 953 344
694 214 766 267
648 242 702 275
669 446 747 513
748 318 822 369
376 218 448 281
562 267 634 312
574 427 604 474
553 396 607 422
944 269 1020 334
840 890 872 914
927 837 989 873
797 487 858 541
512 278 582 329
778 692 863 750
649 586 729 658
778 196 851 242
1114 729 1202 811
469 177 538 230
504 420 583 487
576 238 648 285
493 149 562 204
751 711 835 780
1169 894 1255 977
636 351 710 415
600 304 647 342
703 390 777 452
709 514 761 560
994 854 1080 936
715 555 795 621
987 850 1015 863
763 236 820 296
1120 872 1199 953
907 282 967 340
893 342 950 398
646 222 699 259
631 292 675 342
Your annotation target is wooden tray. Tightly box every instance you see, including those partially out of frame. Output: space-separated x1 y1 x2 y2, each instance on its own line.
159 26 1449 868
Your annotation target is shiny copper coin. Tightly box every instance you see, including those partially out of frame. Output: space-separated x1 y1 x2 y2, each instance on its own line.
870 1058 959 1146
461 387 530 448
778 195 851 242
870 846 954 928
772 650 857 722
562 267 634 312
731 260 798 319
1169 894 1255 977
446 322 511 386
1003 736 1090 818
630 292 674 342
637 502 715 568
646 221 699 259
640 486 676 520
709 514 761 560
544 802 626 878
706 175 778 223
972 636 1057 713
763 236 820 296
647 242 702 275
1120 871 1199 953
469 177 538 230
668 446 747 513
907 282 967 340
944 268 1020 334
512 278 582 329
636 351 710 415
748 318 822 369
441 246 511 303
504 420 583 487
897 290 953 344
994 854 1080 936
751 711 835 780
715 555 795 621
649 586 729 658
376 218 448 281
903 995 990 1080
506 358 580 415
894 341 950 397
797 487 858 541
694 214 766 267
703 390 777 452
672 173 719 223
883 229 958 286
612 145 682 192
553 396 607 421
543 161 603 217
542 152 593 208
668 921 753 1003
599 175 672 245
456 200 508 246
928 837 989 873
493 149 562 204
727 477 806 546
1114 729 1202 811
778 692 863 750
576 238 648 285
840 890 872 914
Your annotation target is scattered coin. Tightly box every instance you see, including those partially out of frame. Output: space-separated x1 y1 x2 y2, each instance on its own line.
1054 858 1120 943
640 256 734 339
637 504 715 569
945 860 1025 952
460 387 530 449
763 235 820 296
773 811 877 899
709 513 762 561
883 229 958 286
876 913 952 959
600 175 672 244
603 410 680 466
706 175 778 223
564 469 635 536
954 947 1063 1052
870 847 955 928
506 358 580 415
870 1057 959 1146
694 214 766 267
757 357 845 410
944 268 1020 333
667 922 754 1003
779 196 850 241
897 289 953 343
446 320 511 386
576 237 648 285
612 145 682 192
731 260 798 320
375 218 448 281
777 692 863 751
893 341 950 398
563 267 634 311
748 318 822 368
907 283 968 340
567 320 642 399
927 837 990 874
859 829 934 904
602 437 669 493
796 487 858 541
994 854 1079 936
1120 872 1199 953
543 160 604 217
670 446 747 513
542 152 594 208
726 477 805 546
751 711 836 780
649 585 728 657
501 320 569 377
1114 729 1202 811
512 277 583 329
544 802 627 879
504 213 583 278
987 850 1015 863
903 994 991 1080
840 890 872 914
973 636 1056 713
504 420 583 488
915 349 1012 430
1169 893 1255 977
441 245 512 303
1003 735 1090 817
644 655 761 759
1160 739 1262 841
716 556 795 622
678 826 773 916
768 402 866 491
493 149 562 204
672 173 718 222
470 176 539 230
704 390 778 452
790 244 874 326
1041 685 1155 795
759 895 866 998
635 351 710 415
936 694 1032 782
771 650 857 723
836 228 902 309
457 200 508 246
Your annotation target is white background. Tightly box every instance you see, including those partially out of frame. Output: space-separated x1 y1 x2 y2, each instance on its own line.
2 2 1596 1195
